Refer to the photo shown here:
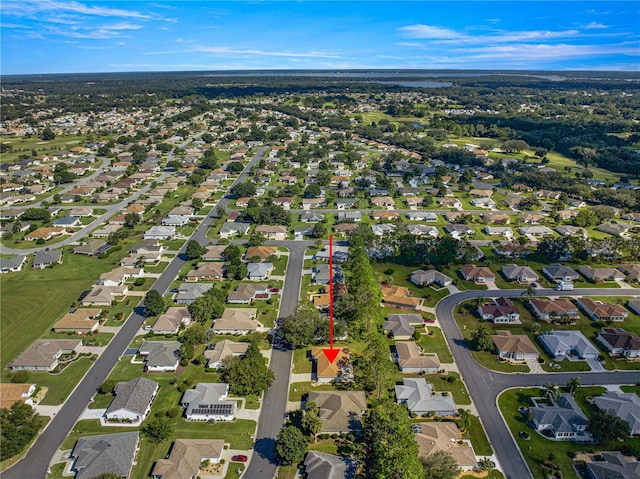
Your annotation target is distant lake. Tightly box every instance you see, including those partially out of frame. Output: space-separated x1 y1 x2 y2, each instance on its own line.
374 80 452 88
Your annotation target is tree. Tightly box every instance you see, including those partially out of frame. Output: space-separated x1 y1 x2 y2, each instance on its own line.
179 342 194 361
124 213 140 228
574 208 598 227
41 128 55 140
247 233 266 247
304 184 321 198
301 401 323 442
311 222 327 239
362 400 423 479
225 262 248 280
226 161 243 173
566 377 581 395
421 451 460 479
9 370 30 384
223 244 243 262
144 290 166 316
22 208 50 222
541 382 559 405
231 181 256 197
222 343 274 396
142 416 173 444
185 240 206 260
0 402 42 460
458 408 471 432
192 197 203 210
275 425 309 465
280 303 328 348
471 327 494 352
188 288 225 323
353 332 394 398
588 409 630 444
99 379 116 394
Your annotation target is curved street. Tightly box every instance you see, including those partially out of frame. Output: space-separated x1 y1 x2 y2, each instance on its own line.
436 287 640 479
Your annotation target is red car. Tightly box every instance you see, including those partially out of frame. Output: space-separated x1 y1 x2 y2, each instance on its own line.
231 455 248 462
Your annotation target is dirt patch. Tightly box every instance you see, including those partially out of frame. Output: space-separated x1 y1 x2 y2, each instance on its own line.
34 387 48 403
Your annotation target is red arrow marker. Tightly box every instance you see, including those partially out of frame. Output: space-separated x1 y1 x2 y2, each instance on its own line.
322 234 340 364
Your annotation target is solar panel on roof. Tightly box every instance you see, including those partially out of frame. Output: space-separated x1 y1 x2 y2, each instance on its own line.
191 404 234 415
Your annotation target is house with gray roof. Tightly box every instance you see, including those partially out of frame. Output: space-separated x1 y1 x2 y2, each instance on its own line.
336 211 361 223
138 341 180 372
300 211 325 223
538 330 599 360
406 212 437 221
382 314 420 340
527 394 590 441
144 225 176 240
219 222 251 239
303 451 357 479
175 283 214 304
104 377 159 425
501 264 539 283
307 390 367 434
407 224 439 237
32 249 63 269
0 255 26 273
593 391 640 436
152 439 224 479
71 432 139 479
585 451 640 479
395 378 457 416
542 264 579 282
409 269 453 287
579 265 626 282
313 264 345 285
247 262 273 281
180 383 235 421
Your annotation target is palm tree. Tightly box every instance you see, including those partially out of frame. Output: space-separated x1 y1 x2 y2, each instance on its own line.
542 381 559 405
566 377 581 395
458 408 471 433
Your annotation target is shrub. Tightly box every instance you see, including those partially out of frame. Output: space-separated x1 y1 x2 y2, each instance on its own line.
384 268 395 275
10 370 30 383
134 278 146 286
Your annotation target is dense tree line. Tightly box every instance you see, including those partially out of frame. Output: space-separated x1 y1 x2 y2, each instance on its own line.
1 403 43 461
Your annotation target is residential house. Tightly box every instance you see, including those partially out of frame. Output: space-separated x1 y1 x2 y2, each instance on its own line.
53 216 80 229
337 211 362 223
161 215 190 226
501 264 539 283
52 308 102 334
302 198 326 210
439 198 462 209
204 340 250 369
459 264 495 283
254 225 287 240
527 394 590 441
409 269 453 288
584 451 640 479
395 378 457 416
10 339 82 371
478 298 520 324
313 264 345 285
382 314 422 340
371 196 395 209
203 245 227 261
212 308 259 335
538 331 599 359
244 246 276 261
529 298 579 322
413 422 477 471
556 225 588 238
144 226 176 240
1 255 27 273
371 223 397 236
491 331 539 362
592 391 640 436
0 383 36 409
24 226 65 241
311 347 353 383
470 197 497 209
577 298 629 322
302 451 357 479
185 262 225 281
406 212 437 222
579 265 626 282
175 283 214 304
542 264 580 282
152 307 191 335
97 266 143 287
407 224 439 237
71 432 139 479
81 285 128 306
247 262 273 281
219 222 251 238
180 383 235 421
335 199 358 210
597 328 640 358
484 226 514 239
381 284 421 310
129 240 163 262
272 197 293 210
493 242 529 259
394 341 440 373
518 226 554 237
152 439 224 479
226 284 269 304
138 341 181 372
307 390 367 434
483 212 510 224
618 264 640 283
104 377 159 425
444 224 475 239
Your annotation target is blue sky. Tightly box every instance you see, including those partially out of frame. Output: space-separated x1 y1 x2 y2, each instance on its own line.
1 1 639 74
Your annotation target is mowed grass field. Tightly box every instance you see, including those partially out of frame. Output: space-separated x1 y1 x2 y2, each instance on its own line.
0 248 125 369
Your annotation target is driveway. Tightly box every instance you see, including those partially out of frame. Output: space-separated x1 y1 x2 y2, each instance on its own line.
586 357 605 371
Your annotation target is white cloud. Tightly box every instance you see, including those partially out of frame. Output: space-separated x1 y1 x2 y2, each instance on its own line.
584 22 609 29
145 45 343 59
398 24 461 39
2 0 152 20
47 22 143 39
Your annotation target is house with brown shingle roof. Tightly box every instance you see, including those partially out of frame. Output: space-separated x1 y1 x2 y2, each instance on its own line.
459 264 495 283
394 341 440 373
53 308 102 334
244 246 277 261
152 307 191 335
413 422 477 471
254 225 287 240
212 308 260 335
24 227 65 241
577 298 629 322
381 285 421 310
152 439 224 479
204 340 250 369
185 262 225 282
597 328 640 358
307 390 366 434
529 298 579 322
491 331 539 362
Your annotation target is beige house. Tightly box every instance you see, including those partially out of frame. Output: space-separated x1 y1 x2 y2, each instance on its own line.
204 340 250 369
152 307 192 335
307 390 367 434
254 225 287 240
394 341 440 373
413 422 477 471
212 308 260 335
152 439 224 479
52 308 102 334
10 339 82 371
491 331 539 363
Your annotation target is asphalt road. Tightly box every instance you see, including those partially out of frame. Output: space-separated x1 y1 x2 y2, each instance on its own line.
436 287 640 479
242 240 308 479
3 148 266 479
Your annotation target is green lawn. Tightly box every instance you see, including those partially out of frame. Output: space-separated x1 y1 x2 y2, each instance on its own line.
370 262 450 307
417 327 454 363
498 387 640 479
0 247 131 369
292 348 312 373
399 372 471 405
0 134 100 163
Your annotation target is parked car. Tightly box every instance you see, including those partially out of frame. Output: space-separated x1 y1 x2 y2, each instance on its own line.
231 455 248 462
